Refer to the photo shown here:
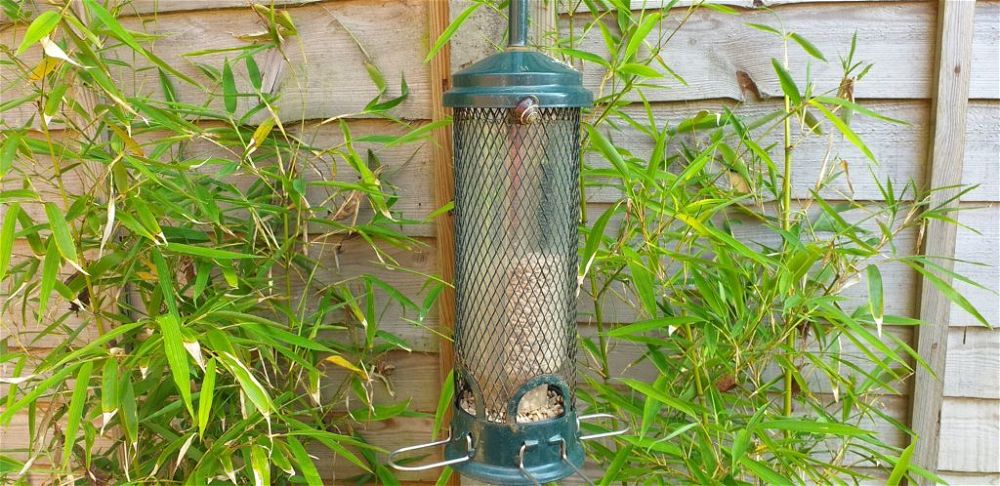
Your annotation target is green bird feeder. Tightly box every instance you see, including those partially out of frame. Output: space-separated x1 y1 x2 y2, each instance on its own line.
388 1 626 484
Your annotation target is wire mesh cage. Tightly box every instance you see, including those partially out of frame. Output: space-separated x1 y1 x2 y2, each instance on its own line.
388 2 626 483
452 106 580 426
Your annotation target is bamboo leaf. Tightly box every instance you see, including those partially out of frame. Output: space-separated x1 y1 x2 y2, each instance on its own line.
250 444 269 486
16 11 61 55
622 378 698 419
222 59 237 114
425 3 480 63
760 419 870 436
789 32 826 61
0 203 20 283
218 352 274 417
198 358 216 438
62 360 94 468
866 265 884 336
810 100 877 163
287 436 323 486
624 13 661 61
771 59 801 106
39 238 60 317
100 358 118 416
44 202 84 274
608 316 700 338
886 441 916 486
165 242 255 260
157 314 194 418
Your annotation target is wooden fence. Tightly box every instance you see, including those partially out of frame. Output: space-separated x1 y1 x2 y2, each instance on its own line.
1 0 997 484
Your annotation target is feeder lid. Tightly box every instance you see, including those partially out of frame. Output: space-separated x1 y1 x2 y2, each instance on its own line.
444 49 592 108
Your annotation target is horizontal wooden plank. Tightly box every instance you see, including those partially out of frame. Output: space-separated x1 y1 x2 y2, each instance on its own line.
563 2 999 101
1 0 432 128
964 101 1000 202
937 471 1000 485
950 204 999 327
945 327 1000 399
938 397 1000 473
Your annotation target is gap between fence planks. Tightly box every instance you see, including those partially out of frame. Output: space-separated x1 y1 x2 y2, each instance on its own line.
908 0 977 480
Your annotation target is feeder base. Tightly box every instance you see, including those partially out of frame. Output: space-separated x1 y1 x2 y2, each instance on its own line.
445 405 585 485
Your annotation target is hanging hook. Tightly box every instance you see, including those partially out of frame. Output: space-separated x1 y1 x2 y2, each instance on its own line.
387 433 474 472
578 413 631 441
518 441 543 486
555 438 595 486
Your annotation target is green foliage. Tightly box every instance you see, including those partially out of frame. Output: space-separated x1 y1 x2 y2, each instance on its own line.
553 1 985 484
1 1 441 483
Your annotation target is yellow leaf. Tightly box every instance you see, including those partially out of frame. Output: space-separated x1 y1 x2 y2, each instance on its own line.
325 355 366 378
29 57 60 82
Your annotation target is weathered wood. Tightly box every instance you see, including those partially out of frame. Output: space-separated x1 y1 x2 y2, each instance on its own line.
557 0 917 12
945 327 1000 400
937 471 1000 485
909 0 978 479
1 0 432 127
563 2 999 102
938 397 1000 473
950 204 1000 327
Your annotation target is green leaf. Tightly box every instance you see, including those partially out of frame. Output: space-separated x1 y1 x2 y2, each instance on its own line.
0 203 20 283
433 369 454 440
866 265 884 336
624 12 661 61
560 48 609 68
198 357 216 438
222 59 237 114
586 125 628 178
218 352 274 418
608 316 700 338
287 436 323 486
425 3 480 63
165 242 255 260
618 63 663 78
623 247 657 316
809 100 877 163
903 259 990 327
62 360 94 468
760 419 870 436
0 133 21 178
83 0 198 86
0 364 76 425
250 444 269 486
44 202 84 274
789 32 826 61
771 59 801 106
741 457 791 484
745 23 781 35
886 441 915 486
39 238 60 317
16 11 61 55
246 55 262 91
622 378 698 419
100 359 118 415
582 202 619 277
157 314 194 418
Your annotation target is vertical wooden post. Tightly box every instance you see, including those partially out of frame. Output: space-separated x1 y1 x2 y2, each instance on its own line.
908 0 976 480
427 4 461 485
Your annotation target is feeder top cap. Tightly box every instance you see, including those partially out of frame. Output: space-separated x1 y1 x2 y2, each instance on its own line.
444 50 592 109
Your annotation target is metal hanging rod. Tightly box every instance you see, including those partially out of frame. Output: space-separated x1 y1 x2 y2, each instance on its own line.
509 0 529 47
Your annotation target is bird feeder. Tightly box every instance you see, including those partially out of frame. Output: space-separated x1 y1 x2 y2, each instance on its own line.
388 2 626 484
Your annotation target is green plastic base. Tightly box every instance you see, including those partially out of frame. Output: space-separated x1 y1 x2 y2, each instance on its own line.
445 406 585 485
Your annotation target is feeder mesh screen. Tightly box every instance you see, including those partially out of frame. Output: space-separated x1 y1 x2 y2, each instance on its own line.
452 107 581 423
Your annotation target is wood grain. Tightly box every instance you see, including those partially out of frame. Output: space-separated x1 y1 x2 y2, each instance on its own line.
909 0 978 478
564 2 999 102
938 397 1000 473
